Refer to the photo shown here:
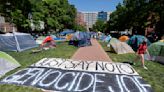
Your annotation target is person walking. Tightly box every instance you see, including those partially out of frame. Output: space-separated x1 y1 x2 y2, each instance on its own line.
133 39 150 70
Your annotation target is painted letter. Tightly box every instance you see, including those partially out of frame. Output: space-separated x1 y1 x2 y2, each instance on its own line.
74 72 94 91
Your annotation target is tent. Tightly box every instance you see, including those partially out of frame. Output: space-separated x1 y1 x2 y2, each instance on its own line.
0 32 38 52
103 35 112 42
119 35 129 42
128 35 151 51
66 34 73 41
51 35 66 42
60 29 74 36
147 41 164 64
99 34 106 40
36 36 46 44
107 38 135 54
0 51 20 77
69 31 91 47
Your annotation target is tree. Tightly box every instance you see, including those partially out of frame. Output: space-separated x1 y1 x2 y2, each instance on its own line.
107 0 163 36
0 0 77 34
73 24 86 31
31 0 77 33
0 0 32 32
93 20 106 32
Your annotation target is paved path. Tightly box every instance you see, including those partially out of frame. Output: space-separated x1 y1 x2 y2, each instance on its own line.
71 39 112 62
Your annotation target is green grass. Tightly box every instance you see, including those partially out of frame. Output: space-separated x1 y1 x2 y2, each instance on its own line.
0 42 78 92
100 41 164 92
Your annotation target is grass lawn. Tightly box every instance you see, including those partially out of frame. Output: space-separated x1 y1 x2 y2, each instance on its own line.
0 42 78 92
100 41 164 92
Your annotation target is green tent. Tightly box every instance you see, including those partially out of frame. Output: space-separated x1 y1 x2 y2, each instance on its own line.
148 41 164 64
0 51 20 77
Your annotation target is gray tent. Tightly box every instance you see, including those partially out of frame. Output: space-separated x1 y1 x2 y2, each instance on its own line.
0 51 20 77
0 32 38 51
107 38 135 54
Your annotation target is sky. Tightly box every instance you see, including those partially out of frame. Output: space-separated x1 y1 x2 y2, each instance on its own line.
68 0 123 12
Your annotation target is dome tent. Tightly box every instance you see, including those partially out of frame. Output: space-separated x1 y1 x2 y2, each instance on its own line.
147 41 164 64
107 38 135 54
0 32 38 52
128 35 151 51
0 51 20 77
119 35 129 42
69 31 91 47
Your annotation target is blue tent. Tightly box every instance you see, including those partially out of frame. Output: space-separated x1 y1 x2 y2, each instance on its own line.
103 35 112 42
128 35 151 51
99 34 106 41
69 31 91 47
60 29 74 36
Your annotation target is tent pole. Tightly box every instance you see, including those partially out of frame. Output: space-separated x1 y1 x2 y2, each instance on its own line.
13 27 21 52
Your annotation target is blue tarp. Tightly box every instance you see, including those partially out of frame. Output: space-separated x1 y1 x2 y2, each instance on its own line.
60 29 74 36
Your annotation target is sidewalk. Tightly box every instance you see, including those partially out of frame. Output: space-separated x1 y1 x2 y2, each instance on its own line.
71 39 112 62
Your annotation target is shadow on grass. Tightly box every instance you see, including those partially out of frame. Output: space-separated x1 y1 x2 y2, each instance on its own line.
105 50 114 53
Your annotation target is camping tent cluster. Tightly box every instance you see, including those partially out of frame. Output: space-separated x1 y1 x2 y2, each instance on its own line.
0 32 37 52
0 51 20 77
35 30 91 47
103 34 164 64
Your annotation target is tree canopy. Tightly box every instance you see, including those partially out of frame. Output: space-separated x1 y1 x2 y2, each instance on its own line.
107 0 164 36
93 20 107 32
0 0 77 33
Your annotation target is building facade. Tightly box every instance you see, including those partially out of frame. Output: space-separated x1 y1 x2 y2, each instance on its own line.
75 11 111 29
75 12 86 26
107 12 111 21
0 16 17 33
98 11 108 21
83 12 98 29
